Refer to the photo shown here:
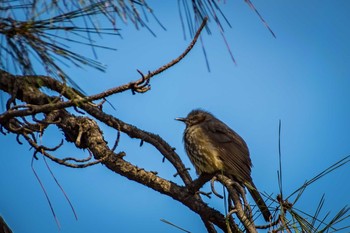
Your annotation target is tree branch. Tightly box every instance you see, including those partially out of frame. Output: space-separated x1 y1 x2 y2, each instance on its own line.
0 65 238 233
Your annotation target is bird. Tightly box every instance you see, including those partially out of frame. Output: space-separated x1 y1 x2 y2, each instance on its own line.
176 109 271 222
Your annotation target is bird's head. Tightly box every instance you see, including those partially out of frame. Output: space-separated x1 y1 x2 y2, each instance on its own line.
175 109 214 127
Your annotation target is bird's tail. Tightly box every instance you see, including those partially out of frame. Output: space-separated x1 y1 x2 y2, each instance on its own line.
246 181 272 222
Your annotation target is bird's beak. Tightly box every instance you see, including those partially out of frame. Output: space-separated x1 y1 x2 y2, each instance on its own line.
175 117 187 123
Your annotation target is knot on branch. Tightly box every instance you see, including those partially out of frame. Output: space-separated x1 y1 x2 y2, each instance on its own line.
131 70 151 94
61 116 104 149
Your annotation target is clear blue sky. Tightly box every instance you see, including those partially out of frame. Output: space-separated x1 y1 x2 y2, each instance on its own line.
1 1 350 232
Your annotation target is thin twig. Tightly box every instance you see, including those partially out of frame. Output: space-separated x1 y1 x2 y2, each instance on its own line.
42 156 78 220
211 177 224 199
0 18 209 123
31 156 61 229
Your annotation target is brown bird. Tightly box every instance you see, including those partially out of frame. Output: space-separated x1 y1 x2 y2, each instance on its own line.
176 109 271 222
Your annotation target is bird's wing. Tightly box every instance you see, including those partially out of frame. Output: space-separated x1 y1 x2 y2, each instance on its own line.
203 119 252 182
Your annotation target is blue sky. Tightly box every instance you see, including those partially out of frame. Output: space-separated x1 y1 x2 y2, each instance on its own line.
1 1 350 232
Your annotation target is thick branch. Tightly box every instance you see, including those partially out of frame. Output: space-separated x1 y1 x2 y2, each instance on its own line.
0 69 237 232
47 104 231 232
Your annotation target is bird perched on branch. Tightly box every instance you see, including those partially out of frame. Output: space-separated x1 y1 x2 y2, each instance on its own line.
176 109 271 222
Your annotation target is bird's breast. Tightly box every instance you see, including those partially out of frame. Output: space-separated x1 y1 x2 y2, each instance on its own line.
184 125 224 174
